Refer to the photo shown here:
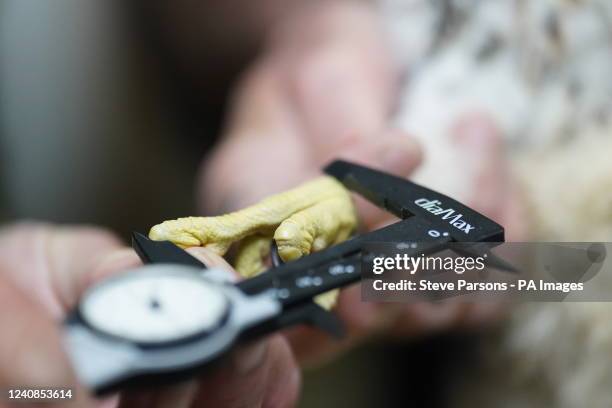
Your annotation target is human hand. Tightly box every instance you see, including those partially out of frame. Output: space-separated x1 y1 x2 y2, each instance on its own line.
199 1 420 227
197 1 515 366
195 1 425 365
0 223 300 407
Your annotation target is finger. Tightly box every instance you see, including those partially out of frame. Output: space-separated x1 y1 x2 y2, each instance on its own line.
119 380 199 408
0 273 99 407
287 284 399 366
183 250 301 407
85 249 142 289
89 246 250 407
337 129 422 179
198 62 310 214
261 336 301 408
289 44 393 144
452 113 507 217
336 130 423 229
198 4 398 216
46 226 124 309
153 381 198 408
191 336 300 408
0 223 123 315
0 225 125 407
282 2 398 145
186 247 237 275
387 301 509 340
87 246 238 289
451 113 528 241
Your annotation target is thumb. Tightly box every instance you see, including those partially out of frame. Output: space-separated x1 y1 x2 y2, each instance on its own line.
0 273 98 407
0 223 123 315
283 2 398 145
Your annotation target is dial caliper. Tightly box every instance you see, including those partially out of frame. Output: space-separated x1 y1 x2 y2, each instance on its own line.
63 160 510 394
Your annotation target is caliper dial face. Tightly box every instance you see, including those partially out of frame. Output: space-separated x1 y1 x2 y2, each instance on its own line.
79 267 228 344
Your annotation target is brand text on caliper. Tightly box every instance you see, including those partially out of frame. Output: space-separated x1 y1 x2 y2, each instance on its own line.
414 198 474 234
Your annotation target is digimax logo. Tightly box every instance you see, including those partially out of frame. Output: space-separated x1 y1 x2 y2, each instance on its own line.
414 198 474 234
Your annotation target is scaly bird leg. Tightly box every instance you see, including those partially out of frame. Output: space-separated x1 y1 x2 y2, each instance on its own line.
149 176 358 308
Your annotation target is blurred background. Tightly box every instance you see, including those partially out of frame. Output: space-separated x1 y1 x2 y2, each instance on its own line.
2 0 612 407
1 0 233 232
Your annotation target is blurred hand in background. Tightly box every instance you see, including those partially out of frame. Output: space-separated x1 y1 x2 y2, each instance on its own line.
200 1 510 367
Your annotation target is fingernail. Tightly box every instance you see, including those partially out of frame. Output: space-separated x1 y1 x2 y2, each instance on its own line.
233 340 268 375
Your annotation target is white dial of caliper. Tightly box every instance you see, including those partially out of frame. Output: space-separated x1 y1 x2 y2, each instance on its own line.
80 267 228 344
